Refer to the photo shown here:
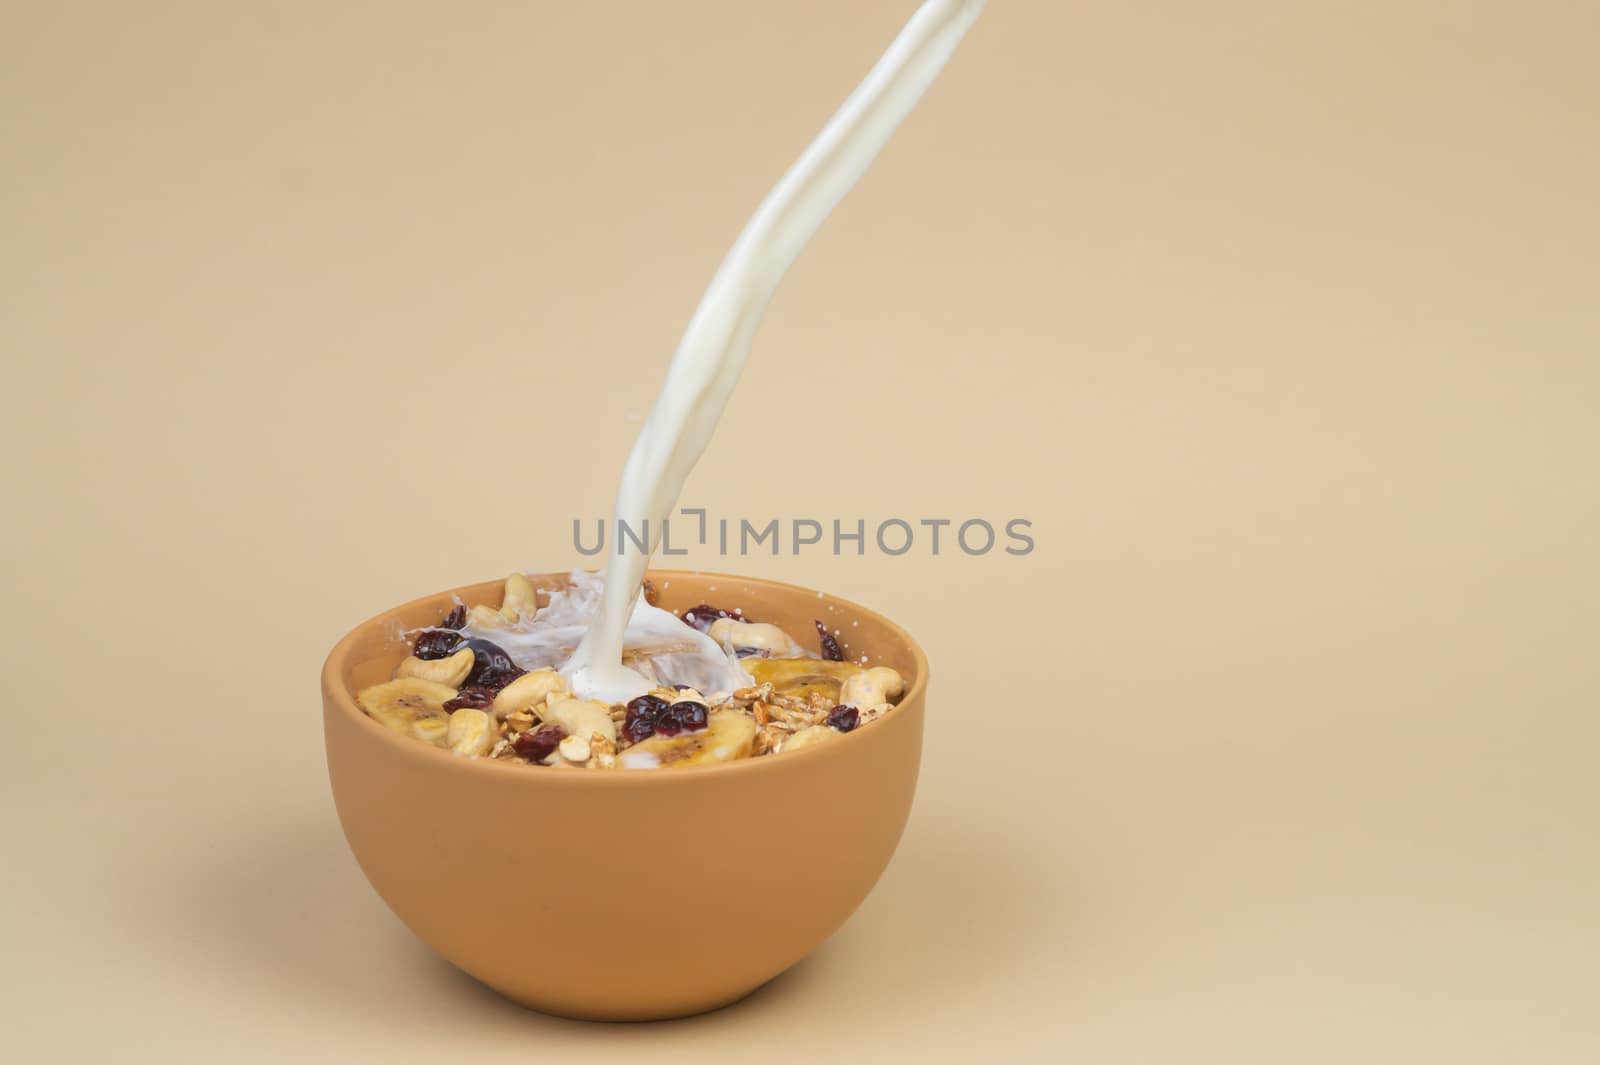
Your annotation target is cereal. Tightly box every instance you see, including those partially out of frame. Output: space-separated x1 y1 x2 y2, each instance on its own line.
356 578 906 771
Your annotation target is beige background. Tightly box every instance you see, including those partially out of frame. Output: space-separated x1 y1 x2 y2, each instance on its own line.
3 1 1598 1061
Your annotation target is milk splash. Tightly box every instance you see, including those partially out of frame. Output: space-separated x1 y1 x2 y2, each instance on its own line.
459 570 750 696
563 0 985 702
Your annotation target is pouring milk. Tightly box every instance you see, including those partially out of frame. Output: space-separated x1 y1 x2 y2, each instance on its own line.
464 1 985 700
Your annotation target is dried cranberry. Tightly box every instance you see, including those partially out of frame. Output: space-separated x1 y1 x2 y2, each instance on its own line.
815 620 845 662
458 638 522 688
513 725 566 762
681 604 747 633
440 604 467 630
653 700 708 736
413 629 460 660
628 694 669 715
443 688 494 711
673 701 709 733
470 666 524 692
825 705 860 733
623 694 668 744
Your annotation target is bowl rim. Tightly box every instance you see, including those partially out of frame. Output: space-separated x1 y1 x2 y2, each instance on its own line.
322 568 929 786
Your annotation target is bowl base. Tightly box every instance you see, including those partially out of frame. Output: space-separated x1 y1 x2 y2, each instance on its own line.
484 975 776 1024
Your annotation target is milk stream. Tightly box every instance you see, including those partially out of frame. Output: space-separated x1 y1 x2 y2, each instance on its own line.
562 0 985 702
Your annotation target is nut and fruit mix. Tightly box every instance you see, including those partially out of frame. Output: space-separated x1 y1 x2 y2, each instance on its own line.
355 574 906 770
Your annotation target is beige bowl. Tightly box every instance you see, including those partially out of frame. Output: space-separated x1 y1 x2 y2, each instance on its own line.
322 570 927 1021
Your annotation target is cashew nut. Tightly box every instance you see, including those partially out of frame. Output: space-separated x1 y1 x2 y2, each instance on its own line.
467 604 507 629
501 572 538 621
492 668 566 719
541 694 618 746
396 647 474 688
839 666 905 719
707 618 803 658
558 734 593 764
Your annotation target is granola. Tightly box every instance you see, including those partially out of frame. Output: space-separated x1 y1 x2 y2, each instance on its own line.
355 572 906 770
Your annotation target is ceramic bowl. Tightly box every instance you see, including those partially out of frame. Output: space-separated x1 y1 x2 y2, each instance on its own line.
322 570 927 1021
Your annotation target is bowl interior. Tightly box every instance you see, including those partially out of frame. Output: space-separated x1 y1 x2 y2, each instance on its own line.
326 569 928 770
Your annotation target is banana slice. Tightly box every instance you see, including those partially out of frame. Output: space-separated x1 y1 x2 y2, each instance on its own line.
740 658 863 702
618 710 757 769
396 647 474 687
447 707 493 756
414 715 450 746
356 677 457 747
778 724 841 755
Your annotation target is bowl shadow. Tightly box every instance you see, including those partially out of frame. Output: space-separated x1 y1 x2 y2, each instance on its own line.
133 799 1048 1041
